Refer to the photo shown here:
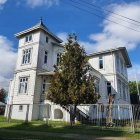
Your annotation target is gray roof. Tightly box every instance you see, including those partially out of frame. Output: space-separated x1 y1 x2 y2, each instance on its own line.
88 47 132 68
15 19 63 43
0 101 6 106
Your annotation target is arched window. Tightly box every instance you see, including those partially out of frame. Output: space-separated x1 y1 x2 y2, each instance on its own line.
54 109 63 119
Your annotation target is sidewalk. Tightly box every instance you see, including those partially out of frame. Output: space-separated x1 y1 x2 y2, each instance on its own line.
0 129 136 140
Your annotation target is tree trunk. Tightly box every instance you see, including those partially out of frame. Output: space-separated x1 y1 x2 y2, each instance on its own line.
70 104 77 127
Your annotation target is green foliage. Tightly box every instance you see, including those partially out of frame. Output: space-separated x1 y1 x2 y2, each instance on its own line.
129 81 140 94
0 88 7 103
47 34 99 106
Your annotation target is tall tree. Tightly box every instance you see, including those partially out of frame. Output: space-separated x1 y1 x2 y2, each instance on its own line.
47 34 99 125
0 88 7 103
129 81 140 94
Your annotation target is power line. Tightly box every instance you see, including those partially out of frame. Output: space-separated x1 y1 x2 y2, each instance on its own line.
61 0 140 33
77 0 140 27
80 0 140 24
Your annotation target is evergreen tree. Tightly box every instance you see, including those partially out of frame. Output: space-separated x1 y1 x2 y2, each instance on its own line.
47 34 99 125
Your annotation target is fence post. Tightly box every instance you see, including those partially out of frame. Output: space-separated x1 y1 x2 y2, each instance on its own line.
25 104 29 123
129 104 135 133
117 105 120 120
7 104 12 123
97 104 99 126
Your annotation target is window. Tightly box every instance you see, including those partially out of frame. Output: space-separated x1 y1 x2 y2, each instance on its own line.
46 37 48 43
94 79 100 94
42 79 46 94
118 80 122 98
44 51 48 64
42 80 50 94
19 77 28 94
19 105 23 111
107 82 111 96
25 35 32 42
57 53 61 66
22 49 31 64
99 56 103 69
120 60 123 74
54 109 63 119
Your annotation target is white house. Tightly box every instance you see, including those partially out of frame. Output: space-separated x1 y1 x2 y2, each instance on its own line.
5 20 132 121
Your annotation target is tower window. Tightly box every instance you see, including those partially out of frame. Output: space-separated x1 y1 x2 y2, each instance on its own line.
44 51 48 64
25 35 32 42
22 49 31 64
19 77 28 94
99 56 103 69
57 53 61 66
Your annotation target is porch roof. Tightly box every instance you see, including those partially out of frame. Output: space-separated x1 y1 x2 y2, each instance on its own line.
38 71 55 76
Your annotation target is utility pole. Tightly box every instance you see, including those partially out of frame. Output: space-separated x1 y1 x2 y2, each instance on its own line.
135 69 140 103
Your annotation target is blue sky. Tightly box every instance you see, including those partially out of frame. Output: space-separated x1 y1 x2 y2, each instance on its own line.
0 0 140 89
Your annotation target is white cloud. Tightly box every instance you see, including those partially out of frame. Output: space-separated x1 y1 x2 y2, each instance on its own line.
26 0 59 8
0 0 7 9
89 2 140 52
0 36 17 90
57 3 140 54
128 64 140 81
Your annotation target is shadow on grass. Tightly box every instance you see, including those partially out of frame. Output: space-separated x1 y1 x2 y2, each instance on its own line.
0 116 139 139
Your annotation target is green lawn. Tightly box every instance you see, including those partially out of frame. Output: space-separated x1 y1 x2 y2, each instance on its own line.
0 116 140 140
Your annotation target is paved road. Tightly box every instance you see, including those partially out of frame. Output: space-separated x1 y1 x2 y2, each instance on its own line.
0 129 137 140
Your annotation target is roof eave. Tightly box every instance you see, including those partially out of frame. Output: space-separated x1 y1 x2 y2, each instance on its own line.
15 26 63 43
88 47 132 68
120 48 132 68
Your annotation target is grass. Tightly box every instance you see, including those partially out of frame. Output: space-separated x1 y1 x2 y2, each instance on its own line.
0 131 76 140
0 116 140 140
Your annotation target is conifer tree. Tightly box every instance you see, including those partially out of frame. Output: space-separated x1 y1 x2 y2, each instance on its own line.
47 34 99 125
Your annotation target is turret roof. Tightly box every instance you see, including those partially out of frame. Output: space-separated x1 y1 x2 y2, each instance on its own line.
15 18 62 43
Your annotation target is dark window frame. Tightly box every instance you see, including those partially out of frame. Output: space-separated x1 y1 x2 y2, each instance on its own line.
99 56 103 69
